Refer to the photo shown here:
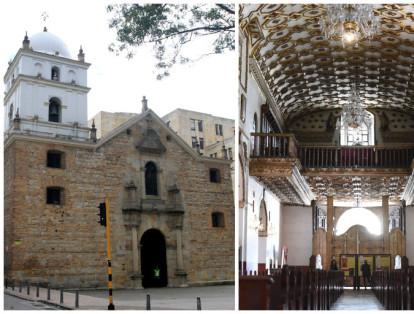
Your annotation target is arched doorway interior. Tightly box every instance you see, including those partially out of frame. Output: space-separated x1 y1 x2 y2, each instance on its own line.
258 199 268 271
140 229 168 288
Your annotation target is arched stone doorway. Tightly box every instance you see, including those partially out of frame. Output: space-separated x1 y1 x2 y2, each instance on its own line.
140 229 168 288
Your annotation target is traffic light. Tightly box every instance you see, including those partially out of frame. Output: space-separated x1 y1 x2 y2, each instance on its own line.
98 202 107 226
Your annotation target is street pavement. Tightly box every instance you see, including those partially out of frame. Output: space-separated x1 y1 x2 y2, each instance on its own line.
4 294 57 310
4 284 235 310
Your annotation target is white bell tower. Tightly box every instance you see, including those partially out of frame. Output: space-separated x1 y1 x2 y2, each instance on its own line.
4 27 91 141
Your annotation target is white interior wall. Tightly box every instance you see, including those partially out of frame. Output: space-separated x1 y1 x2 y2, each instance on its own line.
280 204 312 266
245 177 282 271
406 206 414 265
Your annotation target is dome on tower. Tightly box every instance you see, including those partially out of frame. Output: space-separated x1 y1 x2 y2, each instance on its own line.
29 28 71 58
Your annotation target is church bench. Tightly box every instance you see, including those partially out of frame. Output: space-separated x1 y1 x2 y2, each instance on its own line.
373 267 414 310
239 267 344 310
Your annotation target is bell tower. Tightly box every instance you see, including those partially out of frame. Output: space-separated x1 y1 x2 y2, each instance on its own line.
4 28 91 141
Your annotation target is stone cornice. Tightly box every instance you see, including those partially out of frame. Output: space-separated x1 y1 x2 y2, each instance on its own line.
4 74 91 104
5 110 232 166
4 48 90 81
249 57 285 131
4 132 95 150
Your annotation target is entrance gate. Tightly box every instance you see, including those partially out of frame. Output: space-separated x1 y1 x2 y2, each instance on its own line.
140 229 168 288
339 254 391 287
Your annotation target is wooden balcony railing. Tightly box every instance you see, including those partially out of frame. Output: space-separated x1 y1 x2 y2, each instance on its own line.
251 133 298 158
250 133 414 169
299 146 414 168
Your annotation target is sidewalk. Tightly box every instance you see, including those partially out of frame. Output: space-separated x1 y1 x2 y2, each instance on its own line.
4 284 235 310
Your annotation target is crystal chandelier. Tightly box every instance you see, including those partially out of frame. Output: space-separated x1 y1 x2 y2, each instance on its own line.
320 4 380 47
341 84 371 129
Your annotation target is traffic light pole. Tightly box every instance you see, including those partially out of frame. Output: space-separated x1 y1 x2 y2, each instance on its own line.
105 197 115 310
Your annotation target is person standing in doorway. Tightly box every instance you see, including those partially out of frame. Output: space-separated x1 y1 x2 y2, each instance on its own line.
330 258 338 271
361 260 371 289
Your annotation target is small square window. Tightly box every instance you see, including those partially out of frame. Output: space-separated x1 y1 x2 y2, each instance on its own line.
47 151 63 168
47 187 63 205
212 212 225 227
210 168 221 183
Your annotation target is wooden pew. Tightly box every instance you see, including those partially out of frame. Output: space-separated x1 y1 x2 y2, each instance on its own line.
372 266 414 310
239 267 344 310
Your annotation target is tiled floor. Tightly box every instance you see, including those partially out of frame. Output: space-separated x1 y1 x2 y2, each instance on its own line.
331 289 384 310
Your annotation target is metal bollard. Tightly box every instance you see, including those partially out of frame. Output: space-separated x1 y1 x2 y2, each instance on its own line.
5 278 8 289
36 283 40 297
197 297 202 310
19 282 22 293
75 290 79 308
12 281 15 291
60 288 64 304
47 285 51 300
27 282 30 295
146 294 151 310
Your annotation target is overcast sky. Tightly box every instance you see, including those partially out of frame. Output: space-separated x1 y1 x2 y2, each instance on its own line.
0 0 236 120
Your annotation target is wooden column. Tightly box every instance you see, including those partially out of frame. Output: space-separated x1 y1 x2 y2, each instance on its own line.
326 195 334 270
382 195 390 253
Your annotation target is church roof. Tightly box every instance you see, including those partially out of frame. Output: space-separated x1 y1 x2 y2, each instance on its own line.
30 29 71 58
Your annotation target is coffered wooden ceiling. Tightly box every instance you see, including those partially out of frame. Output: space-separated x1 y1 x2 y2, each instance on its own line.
240 4 414 121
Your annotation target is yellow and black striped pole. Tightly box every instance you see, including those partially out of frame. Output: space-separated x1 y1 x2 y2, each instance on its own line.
105 197 115 310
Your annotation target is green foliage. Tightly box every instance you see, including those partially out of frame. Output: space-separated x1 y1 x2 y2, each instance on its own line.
107 4 235 79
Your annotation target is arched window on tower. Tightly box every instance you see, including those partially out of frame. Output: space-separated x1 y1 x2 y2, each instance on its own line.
51 66 60 81
68 70 76 84
145 161 158 196
49 98 61 123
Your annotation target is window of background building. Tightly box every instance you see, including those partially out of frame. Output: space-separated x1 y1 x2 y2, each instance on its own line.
47 187 63 205
215 124 223 136
209 168 221 183
199 138 204 149
191 136 198 148
190 119 196 131
212 212 225 227
198 120 203 132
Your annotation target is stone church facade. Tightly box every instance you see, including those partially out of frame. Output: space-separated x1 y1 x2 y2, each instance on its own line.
4 29 234 289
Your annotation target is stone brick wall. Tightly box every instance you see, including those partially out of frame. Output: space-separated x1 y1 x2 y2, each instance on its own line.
4 113 234 288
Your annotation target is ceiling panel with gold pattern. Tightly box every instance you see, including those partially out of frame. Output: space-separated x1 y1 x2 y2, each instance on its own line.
240 4 414 122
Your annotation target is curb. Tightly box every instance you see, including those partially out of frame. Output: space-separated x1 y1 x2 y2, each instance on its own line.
5 290 74 310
